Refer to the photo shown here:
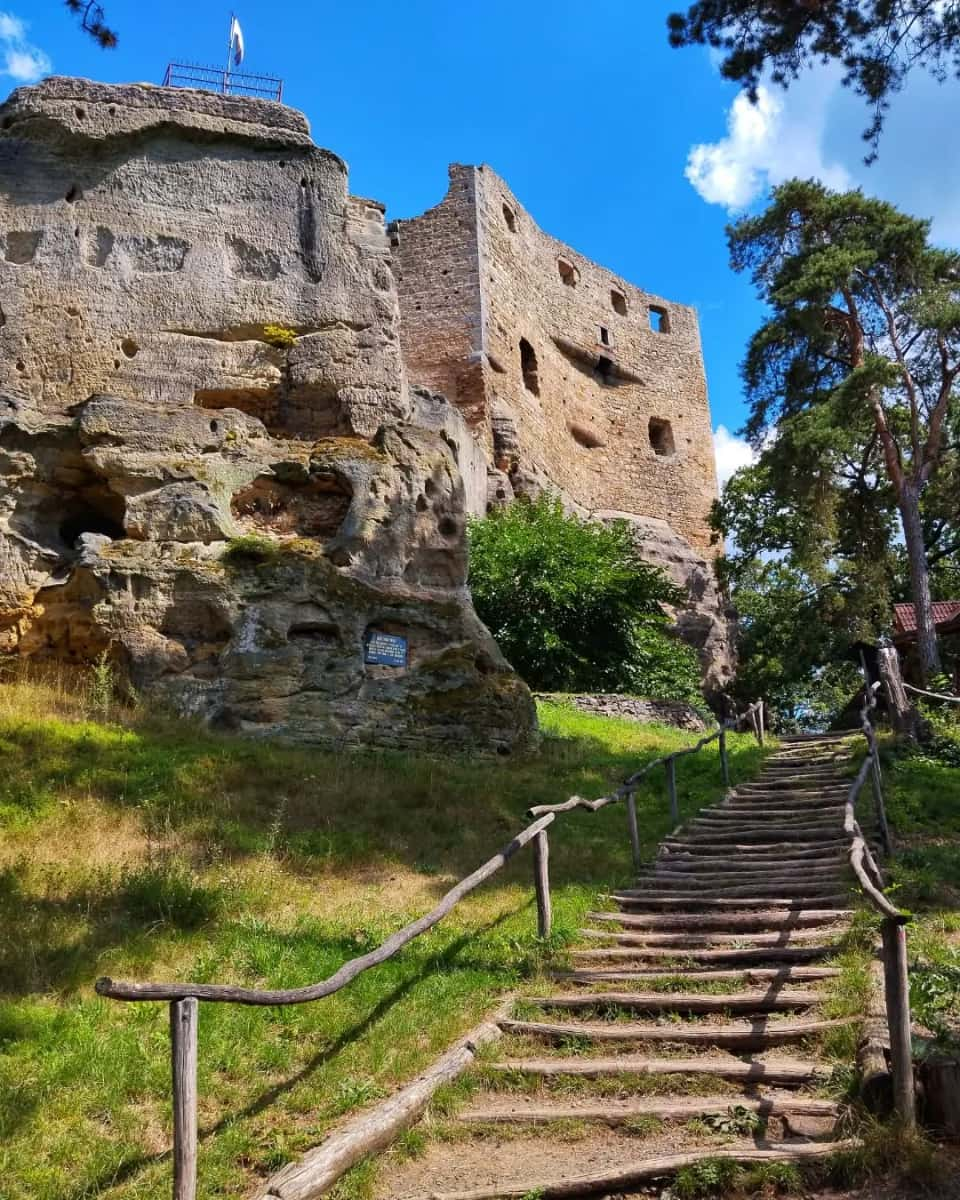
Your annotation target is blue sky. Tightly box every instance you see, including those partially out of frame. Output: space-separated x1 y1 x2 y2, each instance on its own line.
9 1 960 485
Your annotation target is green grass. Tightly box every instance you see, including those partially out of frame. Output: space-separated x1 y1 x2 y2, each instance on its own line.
0 673 763 1200
878 712 960 1050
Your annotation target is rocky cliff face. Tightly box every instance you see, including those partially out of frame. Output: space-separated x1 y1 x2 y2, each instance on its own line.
0 78 535 752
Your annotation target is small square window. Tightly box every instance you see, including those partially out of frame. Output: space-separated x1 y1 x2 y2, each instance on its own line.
649 417 676 456
599 326 610 346
649 305 670 334
611 290 627 316
502 204 517 232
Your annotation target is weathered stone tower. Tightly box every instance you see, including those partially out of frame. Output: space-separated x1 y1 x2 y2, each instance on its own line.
393 166 733 689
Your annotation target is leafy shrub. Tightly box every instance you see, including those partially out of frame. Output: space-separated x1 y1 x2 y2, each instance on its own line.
468 495 702 698
673 1158 743 1198
262 323 297 349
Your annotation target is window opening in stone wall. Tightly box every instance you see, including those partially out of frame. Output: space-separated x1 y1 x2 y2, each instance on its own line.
557 258 579 287
649 305 670 333
611 289 627 316
595 355 614 385
502 203 517 232
599 326 610 346
649 417 676 456
519 338 540 396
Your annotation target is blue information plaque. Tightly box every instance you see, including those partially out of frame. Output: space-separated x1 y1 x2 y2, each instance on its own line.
364 631 408 667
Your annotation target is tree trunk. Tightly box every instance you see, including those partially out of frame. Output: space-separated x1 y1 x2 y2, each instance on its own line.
899 481 941 684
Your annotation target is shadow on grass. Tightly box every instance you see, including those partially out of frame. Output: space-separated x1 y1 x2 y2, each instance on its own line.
0 707 765 885
52 906 523 1200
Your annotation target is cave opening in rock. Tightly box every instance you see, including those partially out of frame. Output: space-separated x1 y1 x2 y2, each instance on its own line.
231 471 352 539
59 495 126 548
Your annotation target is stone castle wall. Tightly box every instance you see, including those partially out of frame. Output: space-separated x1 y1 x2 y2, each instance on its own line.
394 165 720 558
394 165 734 691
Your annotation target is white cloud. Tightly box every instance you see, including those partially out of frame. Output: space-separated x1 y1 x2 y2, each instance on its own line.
686 77 851 212
0 10 50 83
686 61 960 246
713 424 755 489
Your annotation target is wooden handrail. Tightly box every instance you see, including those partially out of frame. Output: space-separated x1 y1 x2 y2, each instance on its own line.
846 673 915 1127
96 813 556 1004
903 682 960 703
95 695 765 1198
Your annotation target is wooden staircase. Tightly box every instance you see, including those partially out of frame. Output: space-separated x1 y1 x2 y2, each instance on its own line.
376 733 861 1199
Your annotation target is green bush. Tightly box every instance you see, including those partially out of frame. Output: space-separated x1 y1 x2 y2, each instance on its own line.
468 495 702 699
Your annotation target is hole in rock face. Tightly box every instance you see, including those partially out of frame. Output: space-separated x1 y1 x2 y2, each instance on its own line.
288 621 339 644
121 338 138 358
59 506 126 548
65 185 80 203
195 386 282 431
231 472 352 539
611 289 627 316
502 203 517 232
438 515 459 537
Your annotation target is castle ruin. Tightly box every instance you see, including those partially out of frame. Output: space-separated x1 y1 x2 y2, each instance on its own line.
0 78 731 750
395 166 733 689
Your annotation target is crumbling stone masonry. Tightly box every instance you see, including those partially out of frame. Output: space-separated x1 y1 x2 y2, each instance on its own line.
393 166 734 691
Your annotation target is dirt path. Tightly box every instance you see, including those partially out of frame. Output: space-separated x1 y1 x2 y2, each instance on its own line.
377 733 863 1198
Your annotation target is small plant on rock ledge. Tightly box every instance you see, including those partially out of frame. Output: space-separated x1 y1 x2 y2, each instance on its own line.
262 323 297 349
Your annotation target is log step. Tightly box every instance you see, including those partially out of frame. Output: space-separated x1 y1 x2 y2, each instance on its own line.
554 964 840 984
486 1055 829 1083
499 1016 854 1048
613 891 849 907
662 838 848 856
555 967 838 985
418 1143 856 1200
656 850 848 870
587 909 852 931
637 867 848 885
577 927 847 948
677 827 844 844
458 1093 842 1124
527 988 826 1013
571 944 835 965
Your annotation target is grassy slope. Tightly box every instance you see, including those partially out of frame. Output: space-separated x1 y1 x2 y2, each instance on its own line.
879 712 960 1047
0 676 763 1200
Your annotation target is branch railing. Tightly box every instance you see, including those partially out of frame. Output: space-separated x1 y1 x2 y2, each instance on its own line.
95 700 765 1199
903 681 960 704
846 678 915 1126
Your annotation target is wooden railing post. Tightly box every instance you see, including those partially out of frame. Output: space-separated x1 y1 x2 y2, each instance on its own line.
625 791 642 874
718 727 730 788
881 918 916 1128
171 997 199 1200
870 754 892 856
533 829 552 939
665 757 679 826
756 702 765 746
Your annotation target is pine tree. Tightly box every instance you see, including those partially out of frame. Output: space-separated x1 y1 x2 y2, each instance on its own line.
729 180 960 682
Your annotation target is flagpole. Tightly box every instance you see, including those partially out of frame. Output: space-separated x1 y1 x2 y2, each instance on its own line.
224 12 233 94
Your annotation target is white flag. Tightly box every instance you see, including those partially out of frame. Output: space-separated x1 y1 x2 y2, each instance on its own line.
229 16 245 67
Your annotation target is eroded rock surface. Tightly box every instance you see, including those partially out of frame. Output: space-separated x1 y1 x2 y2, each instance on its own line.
0 79 535 753
595 512 737 696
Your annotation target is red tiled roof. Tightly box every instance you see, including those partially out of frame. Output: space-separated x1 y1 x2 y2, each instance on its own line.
893 601 960 636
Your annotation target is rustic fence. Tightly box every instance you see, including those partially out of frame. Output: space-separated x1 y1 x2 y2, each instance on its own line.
95 701 764 1200
845 678 916 1126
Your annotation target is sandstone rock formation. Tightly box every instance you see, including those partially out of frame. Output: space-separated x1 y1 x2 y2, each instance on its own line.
0 78 535 753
